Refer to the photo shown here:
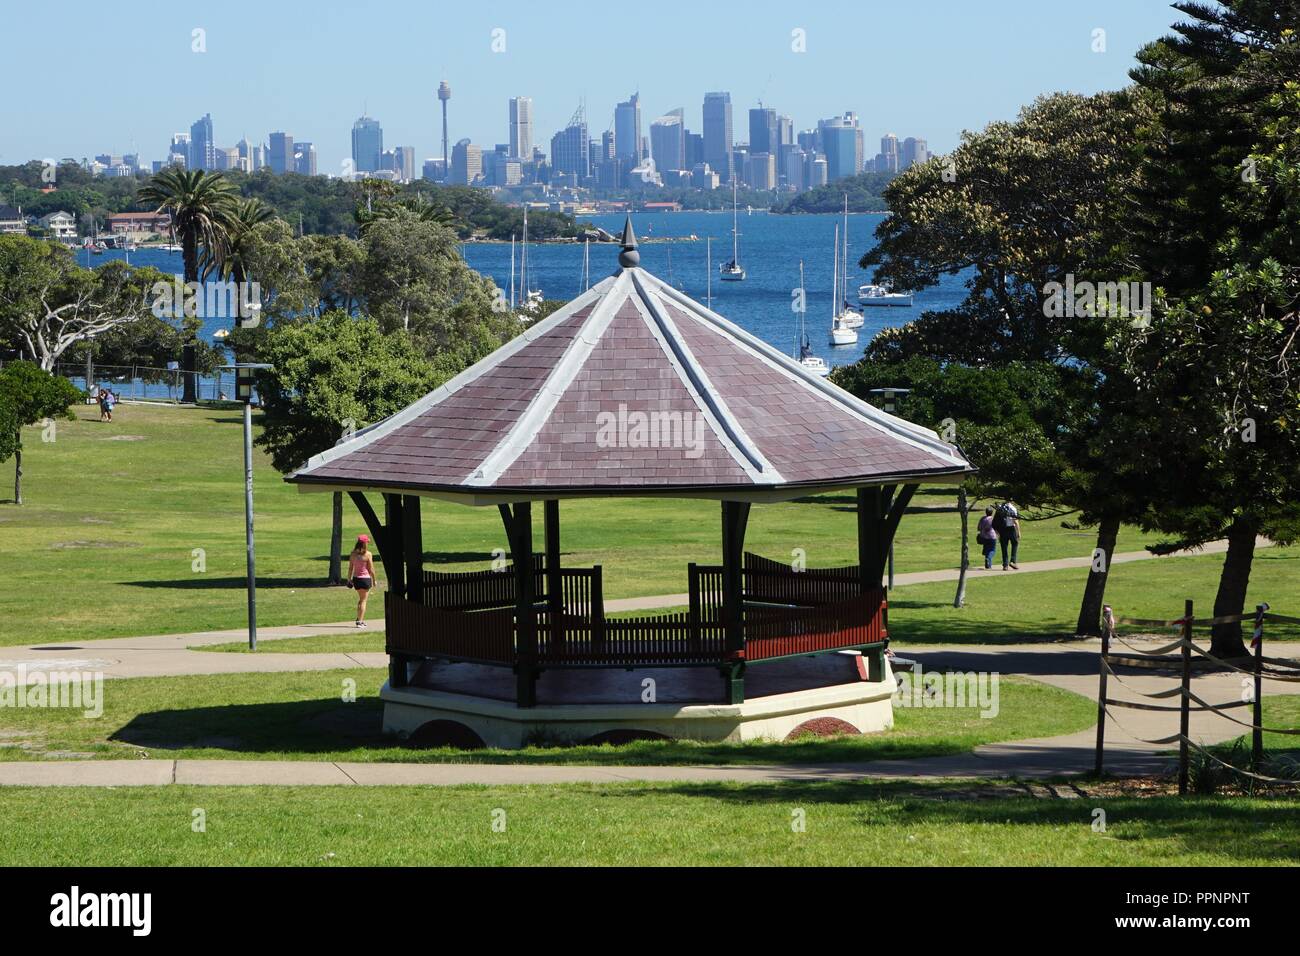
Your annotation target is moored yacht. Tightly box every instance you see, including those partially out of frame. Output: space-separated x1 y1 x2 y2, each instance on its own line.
858 283 914 307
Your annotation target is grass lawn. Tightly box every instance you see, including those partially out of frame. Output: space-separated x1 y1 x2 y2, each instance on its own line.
0 781 1295 865
2 402 1175 644
886 549 1300 645
0 667 1095 765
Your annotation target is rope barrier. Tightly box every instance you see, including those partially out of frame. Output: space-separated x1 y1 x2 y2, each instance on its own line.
1186 641 1300 682
1184 688 1300 735
1179 735 1300 786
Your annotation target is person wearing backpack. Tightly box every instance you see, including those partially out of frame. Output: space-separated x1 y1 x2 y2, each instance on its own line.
997 500 1021 570
976 506 999 570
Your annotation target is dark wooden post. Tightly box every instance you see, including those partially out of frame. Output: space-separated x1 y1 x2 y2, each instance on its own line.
1252 603 1266 767
383 493 409 688
687 562 701 649
544 499 563 653
720 500 750 704
402 495 423 604
503 502 538 708
1178 598 1193 796
1094 605 1112 777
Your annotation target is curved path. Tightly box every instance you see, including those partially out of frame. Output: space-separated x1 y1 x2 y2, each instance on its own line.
1 637 1295 787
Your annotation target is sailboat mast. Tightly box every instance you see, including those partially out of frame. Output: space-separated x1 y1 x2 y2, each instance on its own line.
509 233 516 311
706 236 712 309
731 181 740 264
832 224 839 321
798 260 806 356
842 193 849 307
521 208 528 298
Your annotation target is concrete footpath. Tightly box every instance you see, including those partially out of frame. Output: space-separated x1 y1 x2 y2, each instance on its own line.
1 638 1296 787
0 538 1270 682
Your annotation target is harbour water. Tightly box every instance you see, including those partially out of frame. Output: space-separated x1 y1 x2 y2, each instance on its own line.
72 211 968 398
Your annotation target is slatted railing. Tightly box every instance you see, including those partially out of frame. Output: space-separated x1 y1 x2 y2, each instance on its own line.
744 590 886 662
423 554 545 611
385 593 516 664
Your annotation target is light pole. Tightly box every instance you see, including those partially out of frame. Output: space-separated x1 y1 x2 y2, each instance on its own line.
869 387 912 590
219 361 272 650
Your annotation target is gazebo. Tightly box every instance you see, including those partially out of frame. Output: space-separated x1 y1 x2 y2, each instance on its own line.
287 219 973 747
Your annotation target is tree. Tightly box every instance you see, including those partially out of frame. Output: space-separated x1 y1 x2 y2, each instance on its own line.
136 168 238 284
254 313 442 583
1120 0 1300 655
0 238 159 371
0 360 81 504
847 91 1153 635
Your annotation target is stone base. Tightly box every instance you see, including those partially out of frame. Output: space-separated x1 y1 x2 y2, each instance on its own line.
381 651 894 749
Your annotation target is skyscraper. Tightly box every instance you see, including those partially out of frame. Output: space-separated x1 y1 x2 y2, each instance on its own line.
168 134 190 167
819 113 864 182
551 104 590 181
437 81 452 177
702 92 733 183
875 133 899 173
650 109 685 173
189 113 214 171
748 107 777 158
614 92 642 165
351 115 383 174
293 142 317 176
901 136 928 169
450 139 482 185
509 97 534 160
268 132 295 175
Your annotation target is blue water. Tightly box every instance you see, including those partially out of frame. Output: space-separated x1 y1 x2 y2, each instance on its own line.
79 212 969 398
464 211 969 369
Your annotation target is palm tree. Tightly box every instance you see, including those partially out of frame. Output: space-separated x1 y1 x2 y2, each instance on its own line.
200 197 273 285
137 168 238 283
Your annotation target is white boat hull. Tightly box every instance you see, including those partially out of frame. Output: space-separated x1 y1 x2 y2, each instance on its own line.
858 296 913 307
829 328 858 346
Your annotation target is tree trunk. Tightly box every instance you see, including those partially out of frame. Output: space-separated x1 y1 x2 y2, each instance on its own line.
12 436 21 506
1074 515 1120 636
1210 518 1256 658
953 485 969 608
328 492 344 584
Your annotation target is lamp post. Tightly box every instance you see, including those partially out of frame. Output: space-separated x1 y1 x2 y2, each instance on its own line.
869 387 911 590
218 300 270 651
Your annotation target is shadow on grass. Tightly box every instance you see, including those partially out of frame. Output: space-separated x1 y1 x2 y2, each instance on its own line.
124 576 339 590
107 696 996 765
588 781 1300 864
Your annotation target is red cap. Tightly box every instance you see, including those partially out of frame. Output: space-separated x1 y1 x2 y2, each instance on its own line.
357 534 369 542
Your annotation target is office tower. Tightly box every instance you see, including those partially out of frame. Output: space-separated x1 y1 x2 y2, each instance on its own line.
690 163 719 190
294 142 318 176
551 104 590 180
236 137 253 169
450 139 482 185
810 155 828 187
797 128 819 153
649 109 685 173
819 112 864 182
746 152 776 190
901 136 928 169
189 114 215 171
215 147 240 171
783 146 808 192
422 158 446 181
268 132 295 175
600 129 616 162
614 92 642 164
748 107 777 158
381 146 415 182
703 92 734 183
95 154 123 168
437 80 452 173
169 134 190 168
252 143 267 171
351 115 383 174
874 133 899 173
509 96 534 159
777 115 794 149
684 131 704 169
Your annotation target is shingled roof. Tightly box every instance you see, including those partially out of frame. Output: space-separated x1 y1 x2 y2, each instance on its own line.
286 224 973 502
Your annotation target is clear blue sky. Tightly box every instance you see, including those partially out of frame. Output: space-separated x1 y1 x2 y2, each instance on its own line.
1 0 1184 172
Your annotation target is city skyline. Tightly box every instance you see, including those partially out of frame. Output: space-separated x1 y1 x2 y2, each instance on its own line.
1 1 1178 174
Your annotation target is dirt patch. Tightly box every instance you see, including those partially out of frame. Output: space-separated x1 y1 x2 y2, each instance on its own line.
100 434 147 441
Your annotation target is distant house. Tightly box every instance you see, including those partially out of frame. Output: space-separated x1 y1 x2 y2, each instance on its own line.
642 201 682 212
38 211 77 241
106 211 171 238
0 204 25 235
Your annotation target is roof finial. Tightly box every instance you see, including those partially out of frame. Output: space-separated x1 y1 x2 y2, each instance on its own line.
618 213 640 268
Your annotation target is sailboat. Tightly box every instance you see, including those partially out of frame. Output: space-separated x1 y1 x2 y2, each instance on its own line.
828 223 859 346
518 207 544 315
838 195 865 329
719 181 745 281
796 261 830 377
